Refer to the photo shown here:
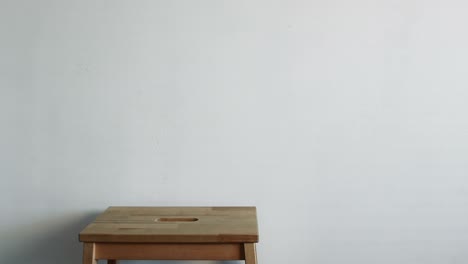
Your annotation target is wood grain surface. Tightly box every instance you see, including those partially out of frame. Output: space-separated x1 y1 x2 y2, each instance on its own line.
79 206 258 243
94 243 244 260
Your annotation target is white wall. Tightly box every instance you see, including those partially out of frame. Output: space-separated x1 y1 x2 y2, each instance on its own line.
2 0 468 263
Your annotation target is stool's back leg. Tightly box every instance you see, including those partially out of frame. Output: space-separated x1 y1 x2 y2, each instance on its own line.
108 260 118 264
83 243 97 264
244 243 257 264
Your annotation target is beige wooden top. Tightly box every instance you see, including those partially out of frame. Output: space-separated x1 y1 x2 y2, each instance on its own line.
79 206 258 243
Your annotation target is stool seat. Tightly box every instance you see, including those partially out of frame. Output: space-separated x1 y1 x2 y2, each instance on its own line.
79 206 259 264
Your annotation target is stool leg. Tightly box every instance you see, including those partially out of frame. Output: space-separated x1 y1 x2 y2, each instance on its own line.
83 243 97 264
244 243 257 264
108 260 118 264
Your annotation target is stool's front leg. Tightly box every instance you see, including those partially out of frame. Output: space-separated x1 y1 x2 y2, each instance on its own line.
244 243 257 264
83 243 97 264
108 260 118 264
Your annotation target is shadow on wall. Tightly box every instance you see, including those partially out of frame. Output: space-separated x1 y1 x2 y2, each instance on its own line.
0 211 99 264
0 210 242 264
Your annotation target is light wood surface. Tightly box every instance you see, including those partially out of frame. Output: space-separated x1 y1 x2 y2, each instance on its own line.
80 207 259 263
244 243 258 264
95 243 243 260
79 206 258 243
82 243 97 264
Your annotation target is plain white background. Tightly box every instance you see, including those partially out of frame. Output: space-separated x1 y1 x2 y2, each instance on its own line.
2 0 468 263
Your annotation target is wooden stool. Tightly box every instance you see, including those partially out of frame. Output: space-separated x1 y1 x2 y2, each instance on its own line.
79 206 259 264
